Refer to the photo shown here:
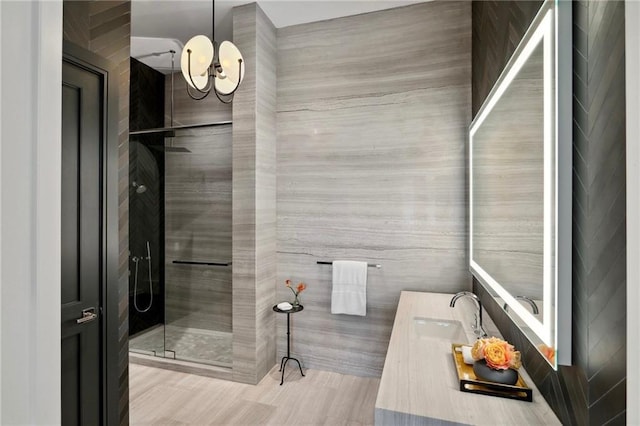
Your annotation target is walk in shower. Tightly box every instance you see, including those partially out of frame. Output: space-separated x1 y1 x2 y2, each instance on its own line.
128 57 233 368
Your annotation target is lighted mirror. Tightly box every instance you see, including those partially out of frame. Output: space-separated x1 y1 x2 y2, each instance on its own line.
469 2 571 369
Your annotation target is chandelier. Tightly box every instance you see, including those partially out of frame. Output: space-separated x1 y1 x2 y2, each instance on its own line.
180 0 245 103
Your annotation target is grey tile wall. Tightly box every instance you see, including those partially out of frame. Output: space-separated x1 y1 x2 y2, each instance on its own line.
574 1 627 423
63 1 90 49
164 72 232 127
232 3 278 384
130 58 165 131
276 1 471 377
162 74 233 335
129 58 165 337
164 125 233 333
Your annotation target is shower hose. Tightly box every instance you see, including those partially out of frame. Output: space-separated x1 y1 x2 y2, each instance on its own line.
133 240 153 313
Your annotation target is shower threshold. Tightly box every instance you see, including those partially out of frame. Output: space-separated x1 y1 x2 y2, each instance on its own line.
129 325 232 369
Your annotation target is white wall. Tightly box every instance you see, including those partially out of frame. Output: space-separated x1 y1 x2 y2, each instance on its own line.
626 1 640 424
0 1 62 424
0 0 3 420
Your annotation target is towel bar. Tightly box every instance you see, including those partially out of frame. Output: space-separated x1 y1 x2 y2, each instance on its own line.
316 261 381 269
172 260 232 267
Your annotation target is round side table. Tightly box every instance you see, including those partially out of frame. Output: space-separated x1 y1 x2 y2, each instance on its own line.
273 304 305 385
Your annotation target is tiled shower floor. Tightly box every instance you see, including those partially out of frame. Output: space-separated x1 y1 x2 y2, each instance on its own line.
129 325 232 368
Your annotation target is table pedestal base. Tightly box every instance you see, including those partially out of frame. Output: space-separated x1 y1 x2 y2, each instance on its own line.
279 356 305 385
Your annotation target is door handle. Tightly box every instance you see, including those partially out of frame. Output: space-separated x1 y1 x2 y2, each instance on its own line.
76 307 97 324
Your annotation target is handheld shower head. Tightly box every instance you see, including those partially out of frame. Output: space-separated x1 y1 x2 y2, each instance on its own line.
132 181 147 194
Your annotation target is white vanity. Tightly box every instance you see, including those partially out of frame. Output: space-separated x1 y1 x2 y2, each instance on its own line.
374 291 560 425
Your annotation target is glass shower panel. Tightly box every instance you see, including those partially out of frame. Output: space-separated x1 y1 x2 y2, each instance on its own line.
128 136 165 357
164 124 233 367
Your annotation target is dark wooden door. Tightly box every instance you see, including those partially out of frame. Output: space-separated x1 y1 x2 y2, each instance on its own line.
61 58 103 426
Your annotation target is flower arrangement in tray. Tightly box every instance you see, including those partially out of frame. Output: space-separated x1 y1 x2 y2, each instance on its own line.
285 279 306 307
470 337 521 385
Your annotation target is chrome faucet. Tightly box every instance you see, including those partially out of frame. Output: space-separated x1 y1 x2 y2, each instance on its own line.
450 291 487 338
503 295 539 314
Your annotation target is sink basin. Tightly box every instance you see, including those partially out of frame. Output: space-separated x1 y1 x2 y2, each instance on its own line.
413 317 467 341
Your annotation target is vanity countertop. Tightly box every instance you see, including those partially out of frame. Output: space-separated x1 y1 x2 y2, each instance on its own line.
374 291 560 425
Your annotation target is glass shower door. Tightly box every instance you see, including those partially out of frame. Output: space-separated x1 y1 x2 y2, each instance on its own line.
163 124 233 367
128 136 165 357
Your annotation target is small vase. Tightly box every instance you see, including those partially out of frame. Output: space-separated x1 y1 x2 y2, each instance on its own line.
472 359 518 385
292 294 300 307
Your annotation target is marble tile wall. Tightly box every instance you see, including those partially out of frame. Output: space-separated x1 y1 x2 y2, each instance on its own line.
164 125 233 333
129 58 165 337
253 3 278 382
276 1 472 377
232 3 278 384
162 68 233 334
128 138 164 335
164 72 232 126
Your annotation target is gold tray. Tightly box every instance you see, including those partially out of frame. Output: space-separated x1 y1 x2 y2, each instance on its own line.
451 343 532 402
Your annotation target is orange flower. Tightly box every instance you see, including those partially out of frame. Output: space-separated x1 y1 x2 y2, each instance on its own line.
471 339 487 360
471 337 521 370
484 341 511 370
284 279 307 296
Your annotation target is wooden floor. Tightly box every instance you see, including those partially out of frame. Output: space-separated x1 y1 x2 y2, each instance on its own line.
129 363 380 425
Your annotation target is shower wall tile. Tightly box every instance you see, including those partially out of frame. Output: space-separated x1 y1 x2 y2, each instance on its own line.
162 54 233 336
165 72 231 127
232 3 278 384
131 58 165 131
129 58 165 336
164 126 233 333
276 1 471 377
128 137 164 334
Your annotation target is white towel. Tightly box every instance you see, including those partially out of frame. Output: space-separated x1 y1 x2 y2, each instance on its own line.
331 260 367 316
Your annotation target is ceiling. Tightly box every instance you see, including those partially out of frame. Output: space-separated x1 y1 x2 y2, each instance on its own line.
131 0 426 72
